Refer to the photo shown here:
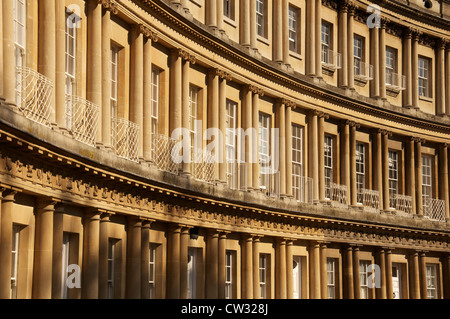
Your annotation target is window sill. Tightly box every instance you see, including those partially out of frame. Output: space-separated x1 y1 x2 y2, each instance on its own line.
419 95 433 103
223 16 237 28
289 51 303 60
257 35 270 46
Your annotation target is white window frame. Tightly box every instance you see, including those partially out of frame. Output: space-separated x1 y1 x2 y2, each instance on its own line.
189 86 199 156
426 264 437 299
259 113 271 187
385 47 396 85
259 254 267 299
353 35 364 76
256 0 266 38
151 67 160 137
292 124 303 201
14 0 26 104
65 11 77 97
359 260 370 299
422 155 433 211
111 46 119 119
356 142 365 204
324 135 333 199
288 6 300 53
225 251 233 299
388 150 399 209
226 100 237 187
321 21 332 63
11 225 20 299
107 239 116 299
149 244 156 299
327 258 336 299
418 57 429 97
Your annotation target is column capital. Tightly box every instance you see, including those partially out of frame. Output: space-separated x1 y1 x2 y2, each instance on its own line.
172 48 197 64
313 110 330 119
378 128 393 137
438 38 450 49
380 17 390 29
131 24 159 42
442 143 450 149
279 98 297 109
246 84 265 96
211 68 232 81
411 136 426 144
340 0 356 13
0 188 18 202
346 120 360 129
100 0 119 14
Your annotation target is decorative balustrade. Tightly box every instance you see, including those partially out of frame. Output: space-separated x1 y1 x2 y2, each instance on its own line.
15 66 54 127
227 161 248 191
423 198 446 222
386 72 406 91
112 117 140 162
327 183 348 208
65 95 99 147
321 49 342 70
192 148 216 184
360 189 380 214
354 60 374 81
392 194 413 216
293 175 314 204
152 133 181 175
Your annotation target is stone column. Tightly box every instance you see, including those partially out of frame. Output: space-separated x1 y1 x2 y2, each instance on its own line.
250 0 257 49
273 0 283 63
241 0 251 47
143 30 158 161
86 0 102 136
126 217 142 299
347 6 355 90
51 205 64 299
410 251 421 299
243 85 253 190
411 31 420 108
55 0 66 128
180 226 190 299
376 249 387 299
371 25 380 98
182 54 193 175
209 69 220 181
385 249 393 299
282 0 290 65
242 234 253 299
403 29 413 107
318 113 326 202
320 243 328 299
252 236 260 299
252 88 261 190
382 130 391 212
33 199 56 299
406 137 416 214
206 230 219 299
0 0 4 99
216 0 224 33
419 252 427 299
218 232 228 299
379 20 387 100
437 39 447 114
2 0 15 103
306 0 316 75
167 225 182 299
344 246 354 299
99 212 112 299
315 0 322 78
285 103 293 197
446 44 450 115
276 239 287 299
373 130 384 210
170 49 182 137
444 254 450 298
286 240 294 299
341 122 350 194
338 3 348 88
82 211 101 299
207 0 217 29
439 144 450 220
352 246 360 299
311 242 321 299
38 0 56 123
0 190 16 298
309 111 319 202
415 138 424 216
277 100 286 197
140 220 151 299
218 74 229 183
101 6 112 148
350 122 357 206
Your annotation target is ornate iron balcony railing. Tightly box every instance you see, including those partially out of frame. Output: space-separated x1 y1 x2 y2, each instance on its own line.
327 183 348 208
423 197 446 222
192 148 216 184
112 117 140 162
392 194 413 216
65 95 99 147
360 189 380 214
151 133 181 175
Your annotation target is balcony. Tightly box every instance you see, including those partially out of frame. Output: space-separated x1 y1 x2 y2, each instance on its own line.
192 148 216 184
152 133 181 175
386 71 406 95
423 197 446 222
15 66 54 127
354 60 373 84
65 95 99 147
326 183 348 209
391 194 413 216
321 49 342 74
112 117 140 162
227 161 248 191
358 189 380 214
260 171 280 199
293 175 314 204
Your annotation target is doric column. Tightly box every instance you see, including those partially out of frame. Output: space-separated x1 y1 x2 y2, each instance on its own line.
0 190 17 298
218 232 228 299
250 0 257 49
439 144 450 220
101 4 113 148
318 112 327 202
126 217 142 299
315 0 322 78
180 226 191 299
170 49 183 136
167 225 182 299
376 248 387 299
277 100 286 197
51 205 64 299
33 199 56 299
252 236 260 299
241 0 251 47
349 122 358 206
276 239 287 299
99 212 112 299
370 24 380 98
0 0 4 99
382 130 391 212
87 0 103 134
320 243 328 299
207 0 217 29
206 230 219 299
419 252 427 299
286 240 294 299
437 39 447 114
306 0 316 75
38 0 56 123
55 0 66 128
82 210 101 299
309 111 319 202
243 85 253 189
242 234 254 299
411 30 420 108
2 0 15 103
403 28 413 107
409 251 421 299
218 72 230 183
347 6 355 90
182 53 195 175
208 69 220 180
282 0 290 65
338 2 348 88
140 220 151 299
143 29 158 161
385 249 393 299
415 138 424 216
285 103 293 197
352 246 361 299
216 0 224 32
379 19 387 99
344 246 354 299
274 0 283 63
341 121 350 193
373 129 384 210
406 137 416 214
446 44 450 115
252 87 262 190
311 242 321 299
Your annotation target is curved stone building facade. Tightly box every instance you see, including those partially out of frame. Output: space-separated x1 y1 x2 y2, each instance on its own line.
0 0 449 299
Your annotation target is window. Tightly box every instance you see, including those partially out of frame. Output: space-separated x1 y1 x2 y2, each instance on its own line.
256 0 266 37
418 57 430 97
111 46 119 119
61 233 71 299
187 247 198 299
225 251 234 299
107 239 116 299
11 225 20 299
422 155 433 212
259 254 268 299
259 113 271 187
14 0 26 104
426 264 437 299
65 11 77 97
388 150 399 209
189 87 199 156
321 21 332 64
288 6 300 53
226 100 237 188
292 256 302 299
327 258 336 299
385 47 396 85
151 68 160 137
356 143 365 204
292 125 303 201
223 0 235 20
359 261 370 299
149 244 157 299
354 35 364 76
324 135 333 199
